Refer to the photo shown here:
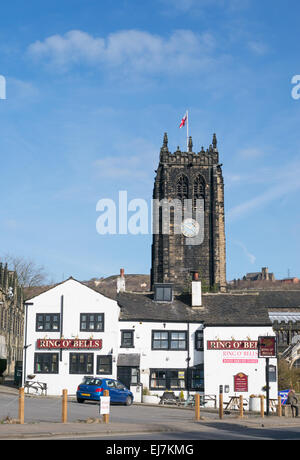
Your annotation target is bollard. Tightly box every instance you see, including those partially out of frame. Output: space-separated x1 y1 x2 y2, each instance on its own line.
62 389 68 423
277 396 282 417
18 387 24 425
239 395 244 418
260 395 265 418
195 394 200 421
103 389 110 424
219 392 223 419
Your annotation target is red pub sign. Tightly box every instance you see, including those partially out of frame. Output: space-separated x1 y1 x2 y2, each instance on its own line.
37 339 103 350
257 336 277 358
234 373 248 392
207 340 257 350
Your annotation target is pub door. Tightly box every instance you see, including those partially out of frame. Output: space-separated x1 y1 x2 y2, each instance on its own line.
117 366 139 389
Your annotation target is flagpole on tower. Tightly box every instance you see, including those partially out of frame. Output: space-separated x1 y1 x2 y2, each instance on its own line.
186 110 189 152
179 110 189 151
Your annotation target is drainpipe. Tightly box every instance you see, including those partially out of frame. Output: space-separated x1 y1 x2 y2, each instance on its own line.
186 322 191 398
60 296 64 362
23 303 33 387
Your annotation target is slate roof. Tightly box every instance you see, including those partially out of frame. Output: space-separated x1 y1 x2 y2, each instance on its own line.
256 291 300 310
117 291 274 326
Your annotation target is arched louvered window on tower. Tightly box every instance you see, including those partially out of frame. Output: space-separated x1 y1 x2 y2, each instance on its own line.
176 175 189 202
193 175 205 210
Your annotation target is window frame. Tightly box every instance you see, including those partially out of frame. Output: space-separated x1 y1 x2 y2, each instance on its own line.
35 313 60 332
69 353 94 375
150 368 186 390
195 330 204 351
34 353 59 374
154 284 173 302
152 330 188 351
80 313 104 332
96 355 113 375
189 365 204 392
120 330 135 348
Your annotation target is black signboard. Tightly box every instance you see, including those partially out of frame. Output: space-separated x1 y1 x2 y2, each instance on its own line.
258 336 277 358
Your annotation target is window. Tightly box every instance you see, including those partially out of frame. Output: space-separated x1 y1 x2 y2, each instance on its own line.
189 366 204 391
152 331 169 349
36 314 60 332
150 369 186 390
69 353 94 374
34 353 59 374
193 175 205 209
121 330 134 348
152 331 187 351
195 330 204 351
150 370 166 389
106 380 116 388
170 332 187 350
176 175 189 201
154 284 173 302
97 355 112 375
83 378 102 386
116 381 125 390
80 313 104 332
131 368 139 385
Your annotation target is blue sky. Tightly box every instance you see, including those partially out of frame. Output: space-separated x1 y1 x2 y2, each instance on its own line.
0 0 300 283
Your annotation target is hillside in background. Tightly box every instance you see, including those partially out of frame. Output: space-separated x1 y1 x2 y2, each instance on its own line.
23 274 151 301
23 273 300 301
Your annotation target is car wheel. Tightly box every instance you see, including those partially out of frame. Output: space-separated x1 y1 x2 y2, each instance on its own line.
77 398 85 404
125 396 133 406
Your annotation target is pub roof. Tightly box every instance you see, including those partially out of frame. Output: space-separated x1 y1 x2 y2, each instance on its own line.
117 291 274 326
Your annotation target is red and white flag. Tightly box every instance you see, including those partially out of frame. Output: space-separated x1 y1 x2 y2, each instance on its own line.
179 112 188 129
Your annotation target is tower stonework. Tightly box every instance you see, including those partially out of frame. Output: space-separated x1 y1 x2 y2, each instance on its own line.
150 133 226 293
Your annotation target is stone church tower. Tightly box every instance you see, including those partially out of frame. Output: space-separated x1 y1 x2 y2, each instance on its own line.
150 133 226 293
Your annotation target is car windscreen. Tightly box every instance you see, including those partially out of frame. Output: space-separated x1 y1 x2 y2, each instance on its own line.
81 378 102 386
87 378 102 386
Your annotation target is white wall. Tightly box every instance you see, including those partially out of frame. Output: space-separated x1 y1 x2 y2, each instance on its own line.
118 321 204 395
24 281 279 404
24 279 120 395
204 326 278 408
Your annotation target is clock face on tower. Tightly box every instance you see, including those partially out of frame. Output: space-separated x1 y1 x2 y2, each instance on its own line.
181 218 200 238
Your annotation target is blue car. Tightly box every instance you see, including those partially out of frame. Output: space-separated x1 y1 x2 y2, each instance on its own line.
76 377 134 406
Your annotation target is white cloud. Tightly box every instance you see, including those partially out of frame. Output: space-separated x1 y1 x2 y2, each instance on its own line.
235 240 256 264
238 147 266 159
227 159 300 221
248 41 269 56
27 29 218 75
93 137 157 182
94 156 144 179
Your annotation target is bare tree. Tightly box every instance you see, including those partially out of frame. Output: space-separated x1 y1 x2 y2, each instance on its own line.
2 254 49 287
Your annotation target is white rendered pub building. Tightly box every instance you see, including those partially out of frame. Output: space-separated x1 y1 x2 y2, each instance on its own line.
23 275 278 407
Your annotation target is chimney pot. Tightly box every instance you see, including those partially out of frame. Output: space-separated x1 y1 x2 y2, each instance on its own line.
117 269 126 293
192 277 202 307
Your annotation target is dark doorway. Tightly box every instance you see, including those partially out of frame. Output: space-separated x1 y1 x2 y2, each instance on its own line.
117 366 139 389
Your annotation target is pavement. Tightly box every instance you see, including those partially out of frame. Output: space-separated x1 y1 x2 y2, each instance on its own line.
1 383 300 440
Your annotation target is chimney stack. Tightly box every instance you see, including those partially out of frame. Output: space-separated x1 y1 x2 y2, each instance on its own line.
192 273 202 307
117 268 126 293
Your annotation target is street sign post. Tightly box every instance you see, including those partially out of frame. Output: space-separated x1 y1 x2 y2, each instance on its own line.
258 336 277 416
99 394 110 424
